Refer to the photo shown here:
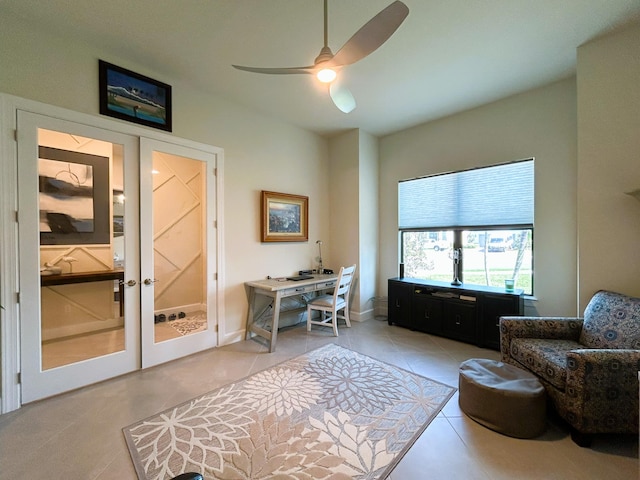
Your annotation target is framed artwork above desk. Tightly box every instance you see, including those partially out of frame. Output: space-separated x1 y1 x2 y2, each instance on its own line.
261 190 308 242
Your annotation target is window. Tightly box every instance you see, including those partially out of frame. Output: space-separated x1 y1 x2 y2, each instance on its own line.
399 159 534 295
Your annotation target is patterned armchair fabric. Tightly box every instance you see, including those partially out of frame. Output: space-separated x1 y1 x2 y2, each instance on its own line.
500 290 640 442
579 290 640 349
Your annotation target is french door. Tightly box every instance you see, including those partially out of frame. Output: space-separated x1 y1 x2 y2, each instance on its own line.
17 112 218 403
18 112 140 403
140 138 218 368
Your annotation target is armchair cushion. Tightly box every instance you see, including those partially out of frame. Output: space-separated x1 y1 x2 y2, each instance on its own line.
579 290 640 349
509 338 582 391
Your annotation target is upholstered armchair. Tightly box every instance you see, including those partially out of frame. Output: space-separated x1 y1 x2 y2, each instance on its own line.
499 290 640 446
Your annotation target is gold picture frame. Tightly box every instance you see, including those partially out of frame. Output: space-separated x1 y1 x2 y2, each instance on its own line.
261 191 309 242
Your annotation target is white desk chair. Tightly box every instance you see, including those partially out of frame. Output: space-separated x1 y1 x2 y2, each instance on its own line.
306 264 356 336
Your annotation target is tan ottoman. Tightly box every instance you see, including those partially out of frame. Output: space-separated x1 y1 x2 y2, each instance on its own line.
459 358 546 438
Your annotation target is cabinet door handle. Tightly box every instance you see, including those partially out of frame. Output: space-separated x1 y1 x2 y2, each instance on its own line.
396 300 400 307
455 314 461 325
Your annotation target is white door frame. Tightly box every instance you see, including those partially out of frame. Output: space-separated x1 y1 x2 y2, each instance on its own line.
0 93 225 413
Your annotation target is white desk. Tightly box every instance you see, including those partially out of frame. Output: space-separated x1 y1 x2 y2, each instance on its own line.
245 274 338 352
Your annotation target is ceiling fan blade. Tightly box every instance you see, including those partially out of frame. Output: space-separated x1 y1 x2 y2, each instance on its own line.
232 65 315 75
329 82 356 113
328 1 409 67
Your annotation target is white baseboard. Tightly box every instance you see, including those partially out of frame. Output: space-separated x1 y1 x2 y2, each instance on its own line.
350 308 374 322
154 303 205 316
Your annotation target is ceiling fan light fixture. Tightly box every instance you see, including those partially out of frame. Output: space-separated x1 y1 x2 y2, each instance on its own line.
232 1 409 112
316 67 337 83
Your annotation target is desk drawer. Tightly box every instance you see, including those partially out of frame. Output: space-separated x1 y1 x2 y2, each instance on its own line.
281 280 336 297
282 284 318 296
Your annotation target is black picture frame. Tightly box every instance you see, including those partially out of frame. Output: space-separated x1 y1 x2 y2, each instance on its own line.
99 60 172 132
38 146 110 245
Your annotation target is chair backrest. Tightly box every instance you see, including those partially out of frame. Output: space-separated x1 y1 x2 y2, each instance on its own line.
334 264 357 300
579 290 640 349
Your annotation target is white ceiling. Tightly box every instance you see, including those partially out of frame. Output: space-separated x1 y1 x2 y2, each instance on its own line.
2 0 639 137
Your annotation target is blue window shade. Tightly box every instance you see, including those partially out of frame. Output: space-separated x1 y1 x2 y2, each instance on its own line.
399 159 534 230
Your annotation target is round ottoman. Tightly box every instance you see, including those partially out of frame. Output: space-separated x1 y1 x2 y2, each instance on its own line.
459 358 546 438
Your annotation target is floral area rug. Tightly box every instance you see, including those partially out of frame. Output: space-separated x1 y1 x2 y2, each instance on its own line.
123 344 456 480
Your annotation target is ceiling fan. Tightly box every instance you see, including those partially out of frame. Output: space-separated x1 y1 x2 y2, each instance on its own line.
232 0 409 113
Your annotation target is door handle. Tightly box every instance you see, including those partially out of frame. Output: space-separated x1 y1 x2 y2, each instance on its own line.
143 278 159 285
120 279 137 287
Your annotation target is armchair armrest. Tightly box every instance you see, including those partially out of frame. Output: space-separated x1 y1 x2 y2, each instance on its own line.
499 317 583 361
563 349 640 434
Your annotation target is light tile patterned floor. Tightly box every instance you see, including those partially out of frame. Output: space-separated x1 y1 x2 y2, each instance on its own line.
1 320 637 479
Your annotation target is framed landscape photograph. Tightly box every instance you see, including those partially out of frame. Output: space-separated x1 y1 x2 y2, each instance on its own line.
99 60 172 131
261 191 308 242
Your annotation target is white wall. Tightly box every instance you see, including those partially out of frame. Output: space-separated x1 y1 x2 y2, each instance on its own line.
576 22 640 310
379 78 578 316
0 12 330 343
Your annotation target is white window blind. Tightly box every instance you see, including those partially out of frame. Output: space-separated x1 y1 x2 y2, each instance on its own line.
398 159 534 230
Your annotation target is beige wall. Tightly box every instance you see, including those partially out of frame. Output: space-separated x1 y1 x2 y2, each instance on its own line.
357 131 380 317
327 129 380 320
1 10 638 336
0 12 330 343
379 78 578 316
328 130 360 307
576 22 640 310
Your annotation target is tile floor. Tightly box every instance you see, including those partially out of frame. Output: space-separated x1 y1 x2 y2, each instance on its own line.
0 319 637 479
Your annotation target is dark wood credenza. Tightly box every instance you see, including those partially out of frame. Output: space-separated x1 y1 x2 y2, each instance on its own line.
41 269 125 317
388 277 524 350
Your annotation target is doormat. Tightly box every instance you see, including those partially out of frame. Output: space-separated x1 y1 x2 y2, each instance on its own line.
168 312 207 336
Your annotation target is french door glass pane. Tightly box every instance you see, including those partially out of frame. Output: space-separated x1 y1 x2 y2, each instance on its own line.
38 128 126 370
151 151 208 343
